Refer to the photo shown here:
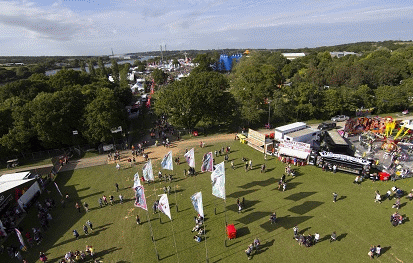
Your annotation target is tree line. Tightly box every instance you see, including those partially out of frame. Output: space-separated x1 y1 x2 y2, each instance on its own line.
155 43 413 130
0 60 132 157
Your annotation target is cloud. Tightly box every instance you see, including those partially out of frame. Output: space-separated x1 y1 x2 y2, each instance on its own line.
0 0 86 41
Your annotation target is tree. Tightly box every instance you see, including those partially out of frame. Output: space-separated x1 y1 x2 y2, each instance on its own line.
111 59 120 83
154 71 233 129
83 88 127 143
98 57 107 77
80 61 86 73
152 68 168 85
29 88 86 147
172 58 180 68
88 59 95 76
191 54 213 74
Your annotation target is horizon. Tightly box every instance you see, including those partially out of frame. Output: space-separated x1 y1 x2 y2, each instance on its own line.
1 0 413 56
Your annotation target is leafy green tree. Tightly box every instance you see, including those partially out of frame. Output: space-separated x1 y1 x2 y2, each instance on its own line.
83 88 127 143
98 57 107 77
192 54 213 74
88 59 96 76
172 58 180 67
29 88 86 147
152 68 168 85
154 71 233 129
375 85 408 113
111 59 120 83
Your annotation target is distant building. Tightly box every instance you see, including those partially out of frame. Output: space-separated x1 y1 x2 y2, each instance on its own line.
281 53 306 60
330 51 361 58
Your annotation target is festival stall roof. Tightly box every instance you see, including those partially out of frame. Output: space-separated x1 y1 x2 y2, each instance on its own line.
0 172 33 195
278 147 310 160
284 127 320 143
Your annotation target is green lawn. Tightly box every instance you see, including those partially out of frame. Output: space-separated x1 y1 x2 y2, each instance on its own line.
2 140 413 263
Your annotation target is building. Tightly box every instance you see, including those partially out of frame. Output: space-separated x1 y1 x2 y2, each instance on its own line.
274 122 320 143
281 53 306 60
330 51 361 58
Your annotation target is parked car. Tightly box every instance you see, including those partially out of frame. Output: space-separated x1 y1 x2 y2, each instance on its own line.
331 115 349 122
317 122 337 131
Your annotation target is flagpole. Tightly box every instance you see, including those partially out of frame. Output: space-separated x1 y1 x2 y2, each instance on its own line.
203 217 209 263
154 184 161 224
224 198 228 247
170 218 180 263
146 210 160 261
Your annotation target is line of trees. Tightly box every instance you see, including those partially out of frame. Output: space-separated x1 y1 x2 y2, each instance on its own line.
0 61 132 157
154 44 413 130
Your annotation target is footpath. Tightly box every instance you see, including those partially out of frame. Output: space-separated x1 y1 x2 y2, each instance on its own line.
1 133 236 175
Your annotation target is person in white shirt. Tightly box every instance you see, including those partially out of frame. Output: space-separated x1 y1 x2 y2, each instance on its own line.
314 233 320 243
376 245 381 257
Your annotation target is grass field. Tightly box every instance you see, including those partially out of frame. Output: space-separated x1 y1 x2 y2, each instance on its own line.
2 139 413 263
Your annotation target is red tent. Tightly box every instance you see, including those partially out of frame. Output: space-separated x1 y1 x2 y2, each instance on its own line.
226 224 236 239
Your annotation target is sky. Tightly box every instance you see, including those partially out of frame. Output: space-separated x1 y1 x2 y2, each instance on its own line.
1 0 413 56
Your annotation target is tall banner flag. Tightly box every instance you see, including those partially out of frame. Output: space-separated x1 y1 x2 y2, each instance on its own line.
201 152 214 172
142 159 154 181
15 228 26 248
211 161 226 200
184 148 195 168
133 172 141 188
190 192 204 218
158 194 172 220
161 151 173 170
134 185 148 210
54 182 63 197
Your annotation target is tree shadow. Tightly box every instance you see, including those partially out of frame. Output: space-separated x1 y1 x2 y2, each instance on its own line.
288 201 324 215
236 211 272 224
239 178 277 189
227 189 258 198
284 192 317 201
336 233 347 241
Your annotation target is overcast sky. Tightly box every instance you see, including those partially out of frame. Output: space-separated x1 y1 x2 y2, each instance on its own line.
1 0 413 56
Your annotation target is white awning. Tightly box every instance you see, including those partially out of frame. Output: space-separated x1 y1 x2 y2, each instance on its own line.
278 147 310 160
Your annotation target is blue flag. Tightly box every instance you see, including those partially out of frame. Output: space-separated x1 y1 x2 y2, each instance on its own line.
161 151 173 170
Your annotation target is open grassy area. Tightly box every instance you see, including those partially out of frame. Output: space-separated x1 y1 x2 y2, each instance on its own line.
2 139 413 263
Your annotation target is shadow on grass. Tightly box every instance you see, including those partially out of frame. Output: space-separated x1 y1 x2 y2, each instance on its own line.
255 239 275 255
239 178 277 189
78 190 105 199
284 192 317 201
380 246 391 255
227 200 260 212
236 226 250 238
273 182 302 191
260 215 313 232
227 189 258 198
288 201 324 215
336 233 347 241
318 234 331 243
236 211 272 224
337 195 347 201
52 226 110 248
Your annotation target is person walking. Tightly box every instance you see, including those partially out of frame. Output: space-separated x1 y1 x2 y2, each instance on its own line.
245 243 253 260
98 198 103 208
330 231 337 242
249 159 252 170
102 195 108 206
115 183 119 192
314 232 320 243
293 225 299 238
73 229 80 239
75 202 81 213
109 195 114 205
253 238 260 252
231 160 235 170
136 215 141 225
333 192 338 203
83 202 89 212
116 163 120 170
283 182 287 192
245 161 249 172
83 225 89 235
261 164 266 173
119 194 123 204
86 220 93 231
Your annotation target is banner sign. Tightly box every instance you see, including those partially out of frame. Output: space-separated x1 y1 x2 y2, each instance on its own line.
319 151 371 165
